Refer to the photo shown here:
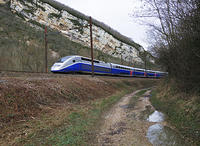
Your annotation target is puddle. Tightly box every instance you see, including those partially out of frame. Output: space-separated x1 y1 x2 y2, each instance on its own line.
147 110 165 122
146 111 187 145
146 124 186 146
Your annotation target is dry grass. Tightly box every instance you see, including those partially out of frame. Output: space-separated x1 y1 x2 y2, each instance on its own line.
0 74 158 145
150 79 200 145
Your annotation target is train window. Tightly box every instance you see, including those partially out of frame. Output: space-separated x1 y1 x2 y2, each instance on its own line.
135 69 144 72
115 66 131 70
81 57 100 63
81 64 110 72
57 56 72 63
93 60 100 63
95 66 111 72
81 57 91 62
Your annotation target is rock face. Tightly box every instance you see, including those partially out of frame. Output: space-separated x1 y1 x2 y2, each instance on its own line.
10 0 144 63
0 0 7 4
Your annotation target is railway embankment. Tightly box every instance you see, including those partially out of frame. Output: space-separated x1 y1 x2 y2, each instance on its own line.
0 73 157 145
150 80 200 145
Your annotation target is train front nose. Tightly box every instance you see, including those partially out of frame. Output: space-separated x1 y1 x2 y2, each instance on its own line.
51 63 62 72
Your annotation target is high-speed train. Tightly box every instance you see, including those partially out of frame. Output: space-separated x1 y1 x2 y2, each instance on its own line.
51 55 167 77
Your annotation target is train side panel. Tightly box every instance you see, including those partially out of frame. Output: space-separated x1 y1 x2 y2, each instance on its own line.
51 55 167 78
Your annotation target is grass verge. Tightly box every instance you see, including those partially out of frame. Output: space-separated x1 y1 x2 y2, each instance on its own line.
51 90 130 145
150 80 200 145
0 77 157 145
19 90 131 145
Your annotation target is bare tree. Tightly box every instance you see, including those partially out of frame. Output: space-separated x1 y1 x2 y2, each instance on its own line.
132 0 200 92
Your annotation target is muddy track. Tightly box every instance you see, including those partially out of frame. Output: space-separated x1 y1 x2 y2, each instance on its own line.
96 89 155 146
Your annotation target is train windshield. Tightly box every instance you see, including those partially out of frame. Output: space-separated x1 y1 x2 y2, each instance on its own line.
57 56 72 63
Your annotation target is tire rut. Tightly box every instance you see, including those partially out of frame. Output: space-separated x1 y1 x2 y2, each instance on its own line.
96 89 154 146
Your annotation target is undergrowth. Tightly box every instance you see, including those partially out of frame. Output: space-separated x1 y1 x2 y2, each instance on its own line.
17 90 130 146
7 78 158 145
46 90 129 145
150 80 200 145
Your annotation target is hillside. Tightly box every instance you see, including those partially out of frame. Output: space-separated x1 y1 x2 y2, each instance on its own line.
0 4 121 72
0 0 158 72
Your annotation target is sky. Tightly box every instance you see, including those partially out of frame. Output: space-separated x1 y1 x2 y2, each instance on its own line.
56 0 149 49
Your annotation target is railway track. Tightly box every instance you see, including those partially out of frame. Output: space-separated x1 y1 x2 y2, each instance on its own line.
0 70 148 79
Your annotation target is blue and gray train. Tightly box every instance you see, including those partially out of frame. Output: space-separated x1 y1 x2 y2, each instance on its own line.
51 55 167 78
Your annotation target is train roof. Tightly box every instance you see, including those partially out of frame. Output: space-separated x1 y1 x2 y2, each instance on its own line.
60 55 78 59
61 55 106 63
111 63 134 69
133 67 145 71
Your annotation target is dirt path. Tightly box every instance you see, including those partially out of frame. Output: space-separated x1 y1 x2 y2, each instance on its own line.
96 89 155 146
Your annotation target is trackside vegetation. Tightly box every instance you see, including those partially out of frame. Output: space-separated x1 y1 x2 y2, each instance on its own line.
0 75 157 145
133 1 200 144
46 90 128 145
150 80 200 145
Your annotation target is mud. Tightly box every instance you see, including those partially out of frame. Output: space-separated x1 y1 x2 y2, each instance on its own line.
96 89 154 145
96 89 188 146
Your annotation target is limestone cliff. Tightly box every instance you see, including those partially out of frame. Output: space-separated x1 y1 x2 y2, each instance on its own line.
10 0 144 63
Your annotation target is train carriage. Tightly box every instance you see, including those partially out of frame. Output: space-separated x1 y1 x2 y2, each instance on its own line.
51 56 112 74
51 55 167 78
110 63 134 76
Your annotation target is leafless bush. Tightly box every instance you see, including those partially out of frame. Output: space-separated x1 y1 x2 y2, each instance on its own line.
132 0 200 92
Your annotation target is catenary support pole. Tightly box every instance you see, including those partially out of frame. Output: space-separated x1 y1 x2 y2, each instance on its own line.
89 16 94 77
44 26 48 73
